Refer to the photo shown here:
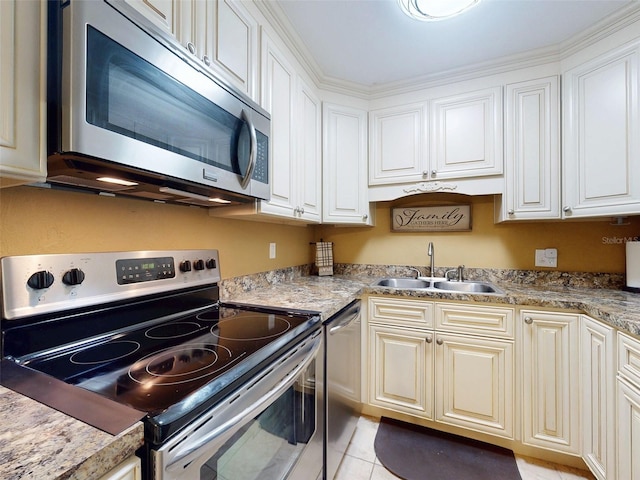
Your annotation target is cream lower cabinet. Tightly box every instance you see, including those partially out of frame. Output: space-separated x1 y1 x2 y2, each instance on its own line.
368 297 515 440
370 324 434 418
520 309 580 455
97 456 141 480
434 332 514 438
617 332 640 480
580 315 616 480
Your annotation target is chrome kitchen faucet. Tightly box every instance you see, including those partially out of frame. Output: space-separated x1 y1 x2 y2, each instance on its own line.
428 242 435 277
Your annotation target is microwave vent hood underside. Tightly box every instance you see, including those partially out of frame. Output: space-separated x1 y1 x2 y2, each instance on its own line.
46 153 258 208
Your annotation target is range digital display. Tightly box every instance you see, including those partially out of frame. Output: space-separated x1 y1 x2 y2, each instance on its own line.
116 257 175 285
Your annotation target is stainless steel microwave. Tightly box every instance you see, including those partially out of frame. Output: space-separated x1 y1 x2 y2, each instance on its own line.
47 0 270 206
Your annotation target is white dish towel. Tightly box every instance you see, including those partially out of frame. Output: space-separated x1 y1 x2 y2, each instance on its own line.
315 242 334 276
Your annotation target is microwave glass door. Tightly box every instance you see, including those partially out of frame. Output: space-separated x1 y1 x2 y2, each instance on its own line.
85 26 262 182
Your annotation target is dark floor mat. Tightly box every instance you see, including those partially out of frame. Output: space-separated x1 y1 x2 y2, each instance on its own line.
374 417 522 480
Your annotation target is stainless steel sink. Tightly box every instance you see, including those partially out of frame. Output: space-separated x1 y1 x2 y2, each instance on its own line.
376 278 431 289
432 280 503 294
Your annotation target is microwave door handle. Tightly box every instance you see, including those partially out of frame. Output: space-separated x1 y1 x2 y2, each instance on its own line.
240 109 257 189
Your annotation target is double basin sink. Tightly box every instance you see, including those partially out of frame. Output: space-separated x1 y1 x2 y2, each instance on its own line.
375 277 503 294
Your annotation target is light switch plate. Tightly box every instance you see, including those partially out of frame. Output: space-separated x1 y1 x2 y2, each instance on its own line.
269 243 276 259
535 248 557 268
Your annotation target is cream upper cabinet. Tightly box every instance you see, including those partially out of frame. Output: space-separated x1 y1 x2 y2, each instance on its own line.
323 103 373 225
256 32 321 223
122 0 176 34
497 76 560 222
580 316 616 480
520 309 580 455
211 0 258 99
617 331 640 480
0 0 47 187
430 86 503 180
369 103 429 185
562 41 640 218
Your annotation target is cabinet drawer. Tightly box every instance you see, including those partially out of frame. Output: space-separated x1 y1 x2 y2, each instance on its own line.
435 303 514 339
369 297 434 329
618 331 640 388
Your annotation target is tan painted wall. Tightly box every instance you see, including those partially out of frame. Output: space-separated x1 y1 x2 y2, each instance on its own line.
0 186 315 279
318 194 640 274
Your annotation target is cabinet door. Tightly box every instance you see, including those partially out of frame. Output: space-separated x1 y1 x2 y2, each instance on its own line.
97 456 141 480
563 43 640 218
581 316 615 480
0 0 47 187
296 77 322 222
261 32 297 217
369 103 428 185
123 0 175 34
617 377 640 480
369 325 433 419
520 310 580 454
322 103 372 225
500 76 560 221
434 332 514 439
431 87 503 179
212 0 258 99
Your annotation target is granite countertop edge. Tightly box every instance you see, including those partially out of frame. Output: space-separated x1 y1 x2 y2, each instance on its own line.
222 274 640 339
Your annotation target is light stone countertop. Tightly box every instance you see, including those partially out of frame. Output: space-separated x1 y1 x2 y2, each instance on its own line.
0 385 143 480
223 274 640 338
3 271 639 480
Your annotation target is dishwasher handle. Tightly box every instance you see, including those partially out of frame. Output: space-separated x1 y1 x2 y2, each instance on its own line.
328 301 360 335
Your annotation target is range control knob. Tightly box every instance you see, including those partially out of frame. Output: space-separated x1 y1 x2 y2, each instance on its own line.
194 259 205 271
179 260 192 272
205 258 216 269
62 268 85 286
27 270 54 290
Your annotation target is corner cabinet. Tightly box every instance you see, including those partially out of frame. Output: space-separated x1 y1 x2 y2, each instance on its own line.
617 332 640 480
322 103 373 225
580 316 616 480
0 0 47 187
497 76 560 221
562 41 640 218
520 309 580 455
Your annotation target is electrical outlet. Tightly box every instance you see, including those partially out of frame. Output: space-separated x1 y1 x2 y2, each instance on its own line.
535 248 557 268
269 243 276 259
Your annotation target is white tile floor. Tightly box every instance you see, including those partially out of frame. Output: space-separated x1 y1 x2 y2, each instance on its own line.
334 416 596 480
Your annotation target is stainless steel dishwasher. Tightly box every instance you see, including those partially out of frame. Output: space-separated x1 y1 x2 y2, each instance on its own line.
324 300 362 480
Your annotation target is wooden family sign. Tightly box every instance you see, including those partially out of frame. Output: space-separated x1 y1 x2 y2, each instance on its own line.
391 205 472 232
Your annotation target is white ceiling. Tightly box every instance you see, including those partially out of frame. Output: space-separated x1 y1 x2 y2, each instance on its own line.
274 0 636 87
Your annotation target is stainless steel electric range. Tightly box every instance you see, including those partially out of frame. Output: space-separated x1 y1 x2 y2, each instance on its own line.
0 250 323 480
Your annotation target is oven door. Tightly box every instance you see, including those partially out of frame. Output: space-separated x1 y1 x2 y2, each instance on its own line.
152 331 322 480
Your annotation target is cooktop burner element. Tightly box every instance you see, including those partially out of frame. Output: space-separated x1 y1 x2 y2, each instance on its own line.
71 341 141 365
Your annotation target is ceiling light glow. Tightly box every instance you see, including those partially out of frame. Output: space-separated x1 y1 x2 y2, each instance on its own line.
398 0 480 21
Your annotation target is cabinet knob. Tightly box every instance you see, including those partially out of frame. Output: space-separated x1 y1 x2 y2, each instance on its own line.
203 55 211 66
508 209 514 216
362 214 368 221
524 316 533 324
422 171 428 177
300 207 305 214
563 206 572 213
425 335 433 344
436 338 443 345
187 42 196 55
431 170 437 176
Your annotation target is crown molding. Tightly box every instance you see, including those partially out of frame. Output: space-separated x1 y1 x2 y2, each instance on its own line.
257 0 640 99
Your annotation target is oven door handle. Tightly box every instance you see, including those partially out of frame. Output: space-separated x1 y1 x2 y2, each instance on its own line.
165 333 321 473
